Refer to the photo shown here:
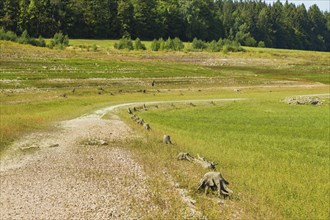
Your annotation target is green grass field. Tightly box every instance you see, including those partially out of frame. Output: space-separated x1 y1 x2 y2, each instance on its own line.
0 39 329 219
132 90 329 219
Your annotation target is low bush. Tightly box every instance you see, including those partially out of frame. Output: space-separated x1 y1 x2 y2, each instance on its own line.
151 39 160 51
0 28 46 48
207 40 221 52
134 38 146 50
0 28 18 41
258 41 265 48
150 37 184 51
192 38 207 50
189 37 244 53
48 32 69 49
114 37 134 50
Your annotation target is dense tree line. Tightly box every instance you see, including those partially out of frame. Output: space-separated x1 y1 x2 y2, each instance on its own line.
0 0 329 51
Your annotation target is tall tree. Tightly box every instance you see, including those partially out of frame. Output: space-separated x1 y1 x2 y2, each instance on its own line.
180 0 222 41
157 0 184 39
133 0 159 40
27 0 58 37
117 0 135 38
308 5 327 51
0 0 19 32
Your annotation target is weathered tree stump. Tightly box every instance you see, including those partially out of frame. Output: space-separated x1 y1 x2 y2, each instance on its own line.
128 108 133 114
163 134 172 144
143 123 151 130
177 152 194 161
197 172 233 199
194 154 217 170
137 119 144 125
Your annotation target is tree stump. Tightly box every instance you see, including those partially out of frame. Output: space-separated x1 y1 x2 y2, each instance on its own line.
197 172 233 198
143 123 151 130
163 134 172 144
177 152 194 161
128 108 133 114
194 154 217 170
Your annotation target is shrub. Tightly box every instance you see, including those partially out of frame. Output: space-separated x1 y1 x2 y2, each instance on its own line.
29 36 46 47
244 36 257 47
235 30 257 47
162 37 184 51
192 38 207 50
173 37 184 51
92 44 98 52
17 30 30 44
114 37 134 50
134 38 146 50
217 38 224 49
222 39 244 53
151 39 160 51
0 28 18 41
49 32 69 49
207 40 221 52
258 41 265 48
164 37 175 50
159 38 165 50
0 28 46 47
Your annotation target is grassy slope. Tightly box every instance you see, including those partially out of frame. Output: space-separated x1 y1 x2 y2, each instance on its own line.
134 89 329 219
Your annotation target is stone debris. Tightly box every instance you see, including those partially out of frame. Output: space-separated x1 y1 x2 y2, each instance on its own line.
19 145 40 151
283 96 322 105
85 138 108 146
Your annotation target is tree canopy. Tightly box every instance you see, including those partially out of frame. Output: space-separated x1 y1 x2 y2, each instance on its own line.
0 0 329 51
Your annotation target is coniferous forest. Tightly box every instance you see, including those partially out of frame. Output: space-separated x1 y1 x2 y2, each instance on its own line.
0 0 329 51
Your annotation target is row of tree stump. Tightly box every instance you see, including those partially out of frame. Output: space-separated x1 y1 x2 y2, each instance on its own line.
127 104 233 200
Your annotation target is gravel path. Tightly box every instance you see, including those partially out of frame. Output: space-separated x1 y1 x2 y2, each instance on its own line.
0 108 155 219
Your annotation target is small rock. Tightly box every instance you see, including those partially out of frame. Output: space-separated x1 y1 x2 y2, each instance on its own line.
49 144 59 148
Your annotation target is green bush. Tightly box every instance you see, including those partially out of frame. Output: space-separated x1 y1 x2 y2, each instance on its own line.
173 37 184 51
258 41 265 48
134 38 146 50
151 39 160 51
207 40 221 52
190 37 244 53
164 37 175 50
192 38 207 50
48 32 69 49
29 36 46 47
0 28 46 47
91 44 98 52
162 37 184 51
222 39 244 53
17 30 30 44
114 37 134 50
217 38 225 48
159 38 165 50
0 28 18 41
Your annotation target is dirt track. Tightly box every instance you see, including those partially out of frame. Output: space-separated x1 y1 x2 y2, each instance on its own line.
0 109 158 219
